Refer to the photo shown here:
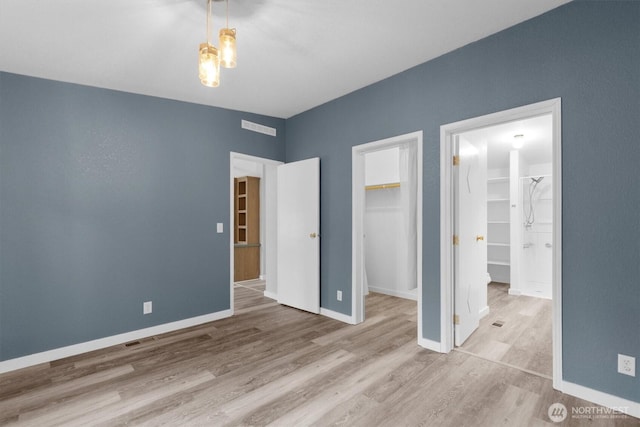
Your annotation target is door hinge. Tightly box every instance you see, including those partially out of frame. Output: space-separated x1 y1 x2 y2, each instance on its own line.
454 314 460 325
453 235 459 246
453 155 460 166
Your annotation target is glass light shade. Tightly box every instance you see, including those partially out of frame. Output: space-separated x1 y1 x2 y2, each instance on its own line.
199 43 220 87
219 28 237 68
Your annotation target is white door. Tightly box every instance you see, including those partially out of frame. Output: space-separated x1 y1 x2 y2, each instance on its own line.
454 136 487 346
277 157 320 313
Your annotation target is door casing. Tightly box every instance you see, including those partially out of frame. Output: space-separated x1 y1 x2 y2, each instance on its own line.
439 98 563 390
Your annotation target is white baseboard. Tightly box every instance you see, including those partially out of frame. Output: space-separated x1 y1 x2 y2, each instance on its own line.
508 287 552 300
561 380 640 420
368 286 417 301
418 336 443 353
479 306 490 319
0 309 232 375
263 290 277 300
520 290 552 300
320 307 356 324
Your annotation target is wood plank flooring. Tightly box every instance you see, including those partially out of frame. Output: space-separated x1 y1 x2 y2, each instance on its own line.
0 283 637 426
459 282 553 378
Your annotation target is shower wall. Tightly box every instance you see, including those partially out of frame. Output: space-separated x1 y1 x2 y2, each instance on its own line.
520 163 553 299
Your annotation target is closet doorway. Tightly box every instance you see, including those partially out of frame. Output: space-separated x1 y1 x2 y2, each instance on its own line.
351 131 423 334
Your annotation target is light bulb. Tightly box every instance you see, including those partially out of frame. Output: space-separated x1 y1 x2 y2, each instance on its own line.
219 28 237 69
199 43 220 87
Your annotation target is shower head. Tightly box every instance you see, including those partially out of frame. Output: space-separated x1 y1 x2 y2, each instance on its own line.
531 176 544 184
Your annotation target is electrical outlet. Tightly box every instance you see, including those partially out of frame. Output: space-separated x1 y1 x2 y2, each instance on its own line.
143 301 153 315
617 354 635 377
337 290 342 302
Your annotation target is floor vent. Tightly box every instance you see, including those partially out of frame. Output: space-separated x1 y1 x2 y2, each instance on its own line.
124 341 141 347
492 321 505 327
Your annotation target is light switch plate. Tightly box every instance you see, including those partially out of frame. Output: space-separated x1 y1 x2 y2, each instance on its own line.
217 223 223 233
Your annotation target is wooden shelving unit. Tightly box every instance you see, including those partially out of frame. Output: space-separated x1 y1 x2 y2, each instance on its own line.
234 176 261 282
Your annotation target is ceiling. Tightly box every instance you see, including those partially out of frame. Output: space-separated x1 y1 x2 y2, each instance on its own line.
462 114 553 170
0 0 570 119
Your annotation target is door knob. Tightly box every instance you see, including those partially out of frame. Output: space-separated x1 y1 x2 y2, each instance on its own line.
476 235 485 241
310 232 317 239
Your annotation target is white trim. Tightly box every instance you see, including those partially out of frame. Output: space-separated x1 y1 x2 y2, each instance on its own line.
320 307 357 325
440 126 454 353
561 380 640 420
550 99 563 391
508 288 522 296
439 99 563 392
263 290 277 300
0 310 232 374
367 286 417 301
229 152 283 316
479 306 490 319
418 337 442 353
512 289 552 300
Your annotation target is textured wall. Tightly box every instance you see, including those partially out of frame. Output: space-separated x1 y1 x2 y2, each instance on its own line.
286 1 639 402
0 73 284 360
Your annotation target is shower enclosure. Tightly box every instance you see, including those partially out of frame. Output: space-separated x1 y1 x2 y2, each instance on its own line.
487 148 553 300
519 174 553 298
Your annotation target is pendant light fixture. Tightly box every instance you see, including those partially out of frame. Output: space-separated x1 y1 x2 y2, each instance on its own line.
219 0 237 68
199 0 220 87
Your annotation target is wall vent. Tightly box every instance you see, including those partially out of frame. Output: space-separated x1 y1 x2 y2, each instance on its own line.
241 120 277 137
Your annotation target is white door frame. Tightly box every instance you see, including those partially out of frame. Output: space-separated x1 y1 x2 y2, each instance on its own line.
439 98 562 390
351 131 423 335
229 152 283 313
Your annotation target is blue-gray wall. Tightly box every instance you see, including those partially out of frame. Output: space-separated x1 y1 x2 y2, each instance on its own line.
286 1 639 402
0 73 284 360
1 0 638 406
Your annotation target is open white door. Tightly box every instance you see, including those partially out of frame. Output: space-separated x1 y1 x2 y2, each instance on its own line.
454 136 487 346
277 157 320 314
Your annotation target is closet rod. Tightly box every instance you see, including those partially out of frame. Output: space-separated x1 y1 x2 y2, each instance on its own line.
365 182 400 191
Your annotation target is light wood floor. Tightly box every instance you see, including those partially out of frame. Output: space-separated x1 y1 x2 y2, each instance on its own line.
0 283 637 426
459 282 552 378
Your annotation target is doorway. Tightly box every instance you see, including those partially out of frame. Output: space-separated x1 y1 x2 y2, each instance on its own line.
453 115 554 378
440 98 562 389
229 152 282 313
351 131 423 333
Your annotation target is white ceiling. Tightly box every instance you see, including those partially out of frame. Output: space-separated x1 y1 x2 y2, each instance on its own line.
462 114 553 170
0 0 570 119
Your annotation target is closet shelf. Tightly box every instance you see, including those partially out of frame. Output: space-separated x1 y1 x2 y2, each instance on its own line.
488 242 510 247
488 220 509 224
488 198 509 202
488 260 510 266
488 177 509 183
